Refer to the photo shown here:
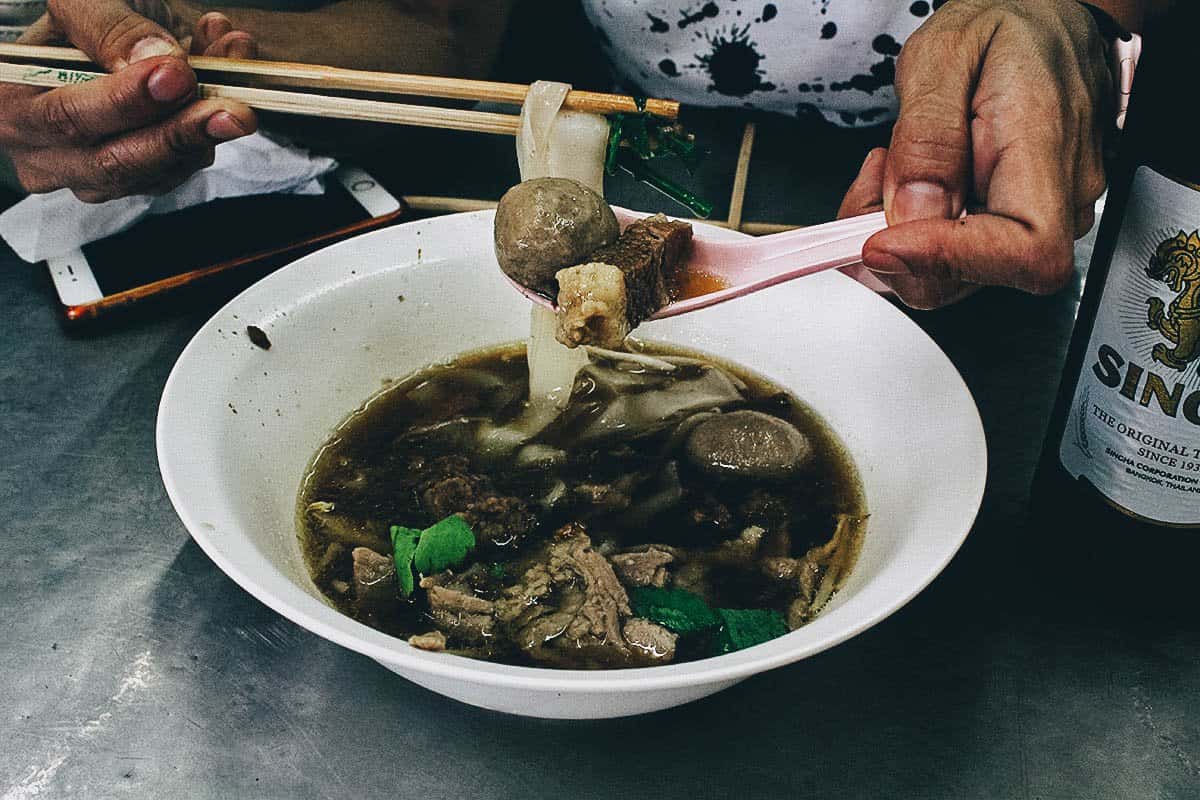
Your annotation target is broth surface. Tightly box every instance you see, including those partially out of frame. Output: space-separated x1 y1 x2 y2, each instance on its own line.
298 342 867 668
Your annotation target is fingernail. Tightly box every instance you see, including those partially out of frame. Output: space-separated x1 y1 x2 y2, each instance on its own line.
130 36 177 64
893 181 953 223
862 248 912 276
860 149 880 171
206 111 247 141
148 63 191 103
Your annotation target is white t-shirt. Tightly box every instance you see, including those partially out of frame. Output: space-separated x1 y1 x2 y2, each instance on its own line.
581 0 939 127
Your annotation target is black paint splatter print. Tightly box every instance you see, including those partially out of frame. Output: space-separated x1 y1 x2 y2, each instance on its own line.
872 34 902 56
679 3 720 29
829 54 896 94
582 1 927 127
696 26 777 95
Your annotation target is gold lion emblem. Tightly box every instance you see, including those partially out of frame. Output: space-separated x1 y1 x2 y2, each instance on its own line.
1146 230 1200 371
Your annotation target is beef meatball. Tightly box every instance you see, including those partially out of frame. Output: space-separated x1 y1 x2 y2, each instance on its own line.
494 177 620 296
685 410 812 481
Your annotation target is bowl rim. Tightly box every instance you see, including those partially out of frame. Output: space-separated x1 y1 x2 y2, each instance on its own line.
157 209 987 692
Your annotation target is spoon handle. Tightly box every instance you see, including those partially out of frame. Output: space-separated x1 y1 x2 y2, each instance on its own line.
650 213 888 320
740 211 887 273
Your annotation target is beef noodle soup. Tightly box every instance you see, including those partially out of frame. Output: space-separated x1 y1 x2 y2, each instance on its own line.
297 343 866 669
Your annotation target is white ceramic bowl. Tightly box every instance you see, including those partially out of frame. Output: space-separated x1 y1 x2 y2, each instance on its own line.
157 211 986 719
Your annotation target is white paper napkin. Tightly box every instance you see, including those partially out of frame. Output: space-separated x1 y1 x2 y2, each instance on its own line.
0 131 339 263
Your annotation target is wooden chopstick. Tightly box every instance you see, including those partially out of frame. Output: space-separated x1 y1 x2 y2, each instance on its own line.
0 42 680 120
725 121 756 232
0 61 521 134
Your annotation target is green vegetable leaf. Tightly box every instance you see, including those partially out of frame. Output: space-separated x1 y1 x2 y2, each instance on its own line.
413 515 476 575
390 526 421 597
712 608 790 655
629 586 720 634
489 562 507 579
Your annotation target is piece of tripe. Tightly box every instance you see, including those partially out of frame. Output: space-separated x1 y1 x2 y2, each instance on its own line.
555 214 693 348
555 262 629 347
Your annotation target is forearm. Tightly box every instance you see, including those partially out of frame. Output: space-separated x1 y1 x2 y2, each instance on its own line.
171 0 513 77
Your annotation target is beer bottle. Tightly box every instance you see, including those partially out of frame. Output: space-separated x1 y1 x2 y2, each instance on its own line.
1033 3 1200 587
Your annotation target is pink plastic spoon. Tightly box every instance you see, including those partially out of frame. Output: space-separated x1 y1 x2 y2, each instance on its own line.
505 208 887 320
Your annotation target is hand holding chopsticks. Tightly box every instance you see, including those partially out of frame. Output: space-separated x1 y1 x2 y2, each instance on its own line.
0 43 679 135
0 60 524 135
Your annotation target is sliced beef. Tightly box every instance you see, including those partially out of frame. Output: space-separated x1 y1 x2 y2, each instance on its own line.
494 523 636 668
351 547 397 611
408 630 447 651
460 494 536 551
711 525 766 566
554 214 693 348
571 479 635 512
421 571 497 644
420 562 501 595
610 546 676 588
638 214 694 274
423 474 490 519
589 213 692 321
623 618 677 663
413 457 533 551
427 584 495 615
405 454 472 492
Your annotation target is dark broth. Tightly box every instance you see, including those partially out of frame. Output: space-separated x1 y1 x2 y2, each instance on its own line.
298 342 867 668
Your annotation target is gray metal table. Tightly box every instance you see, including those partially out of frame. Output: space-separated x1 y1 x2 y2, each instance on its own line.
2 113 1197 800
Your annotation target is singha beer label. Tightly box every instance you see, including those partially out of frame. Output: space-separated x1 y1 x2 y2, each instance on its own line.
1060 167 1200 525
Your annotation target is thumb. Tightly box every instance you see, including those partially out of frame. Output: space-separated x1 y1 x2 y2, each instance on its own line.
882 18 985 227
46 0 186 71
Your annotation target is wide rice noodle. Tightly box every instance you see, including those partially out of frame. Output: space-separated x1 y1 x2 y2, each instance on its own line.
515 81 569 183
516 82 609 194
479 82 610 457
517 81 608 410
527 302 588 408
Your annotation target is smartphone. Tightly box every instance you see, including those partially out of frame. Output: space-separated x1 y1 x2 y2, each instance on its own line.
47 165 403 321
